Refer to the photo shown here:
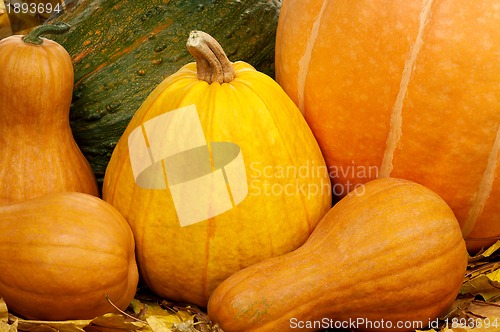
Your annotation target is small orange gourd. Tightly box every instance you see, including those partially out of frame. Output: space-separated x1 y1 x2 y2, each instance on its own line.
0 192 139 320
0 23 98 205
208 178 468 332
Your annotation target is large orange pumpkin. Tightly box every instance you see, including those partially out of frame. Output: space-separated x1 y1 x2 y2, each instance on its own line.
103 31 331 306
275 0 500 253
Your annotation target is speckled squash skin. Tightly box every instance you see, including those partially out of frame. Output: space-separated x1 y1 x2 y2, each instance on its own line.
49 0 282 185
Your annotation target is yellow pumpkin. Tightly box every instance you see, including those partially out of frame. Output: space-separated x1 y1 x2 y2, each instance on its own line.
103 31 331 306
275 0 500 253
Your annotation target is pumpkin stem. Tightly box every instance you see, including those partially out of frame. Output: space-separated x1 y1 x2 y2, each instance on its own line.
22 22 71 45
186 30 235 84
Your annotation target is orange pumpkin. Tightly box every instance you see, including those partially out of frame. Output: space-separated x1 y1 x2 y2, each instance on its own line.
275 0 500 253
0 192 138 320
103 31 331 306
208 178 468 332
0 23 98 205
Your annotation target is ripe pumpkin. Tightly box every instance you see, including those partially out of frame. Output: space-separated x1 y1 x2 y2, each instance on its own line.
0 23 98 205
275 0 500 253
103 31 331 307
208 178 468 332
0 192 139 321
49 0 282 185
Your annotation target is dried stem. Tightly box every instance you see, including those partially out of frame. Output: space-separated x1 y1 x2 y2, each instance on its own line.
105 294 147 324
186 30 235 84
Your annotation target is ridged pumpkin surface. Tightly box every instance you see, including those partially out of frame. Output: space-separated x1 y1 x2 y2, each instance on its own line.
208 178 468 332
0 192 138 320
275 0 500 253
103 33 331 307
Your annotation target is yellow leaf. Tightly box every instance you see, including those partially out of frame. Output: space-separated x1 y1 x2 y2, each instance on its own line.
144 305 181 321
469 240 500 263
0 318 17 332
464 262 500 282
0 299 7 322
146 316 172 332
461 274 500 302
129 299 145 315
14 317 90 332
441 296 474 319
486 269 500 283
90 313 146 330
174 310 193 321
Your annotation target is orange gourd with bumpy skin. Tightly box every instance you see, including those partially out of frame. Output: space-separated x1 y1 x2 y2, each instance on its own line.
103 31 331 307
0 192 138 320
0 23 98 205
275 0 500 253
208 178 467 332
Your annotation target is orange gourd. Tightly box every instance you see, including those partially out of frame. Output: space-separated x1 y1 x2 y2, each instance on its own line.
0 192 138 320
0 23 98 205
208 178 468 332
275 0 500 253
103 31 331 306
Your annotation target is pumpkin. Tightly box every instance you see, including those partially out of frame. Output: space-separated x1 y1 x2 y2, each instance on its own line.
0 23 98 205
275 0 500 253
208 178 468 332
102 31 331 307
0 191 139 321
48 0 282 185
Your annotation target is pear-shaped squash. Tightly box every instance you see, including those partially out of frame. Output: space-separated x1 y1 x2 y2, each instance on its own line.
208 178 468 332
103 31 331 306
0 192 138 320
0 23 98 205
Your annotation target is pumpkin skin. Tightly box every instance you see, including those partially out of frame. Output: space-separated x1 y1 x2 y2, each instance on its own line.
0 192 139 321
49 0 282 185
0 24 98 205
103 31 331 307
208 178 468 332
275 0 500 253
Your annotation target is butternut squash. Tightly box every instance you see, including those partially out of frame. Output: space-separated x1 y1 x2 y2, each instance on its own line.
208 178 467 331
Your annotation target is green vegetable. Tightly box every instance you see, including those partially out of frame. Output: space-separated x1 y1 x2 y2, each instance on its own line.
50 0 281 186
